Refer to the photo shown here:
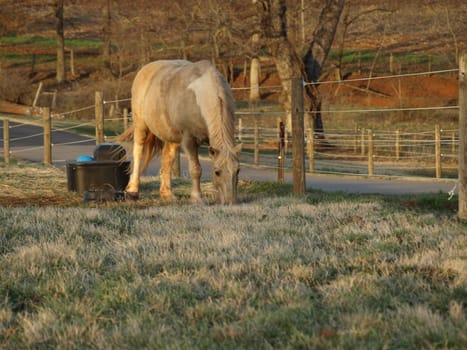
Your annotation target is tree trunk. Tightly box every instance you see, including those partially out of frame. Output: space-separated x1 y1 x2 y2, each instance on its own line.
102 0 111 71
55 0 65 83
303 0 344 134
249 32 261 101
250 2 262 102
256 0 305 130
256 0 344 133
249 57 260 101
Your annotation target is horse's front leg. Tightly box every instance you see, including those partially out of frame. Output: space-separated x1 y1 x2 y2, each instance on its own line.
182 138 203 204
159 142 179 201
126 124 148 199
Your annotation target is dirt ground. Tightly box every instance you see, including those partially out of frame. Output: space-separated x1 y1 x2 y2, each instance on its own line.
230 69 458 110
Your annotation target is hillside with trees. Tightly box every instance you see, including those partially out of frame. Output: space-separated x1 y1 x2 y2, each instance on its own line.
0 0 465 127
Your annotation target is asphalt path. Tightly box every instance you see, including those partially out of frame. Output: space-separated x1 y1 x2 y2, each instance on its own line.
1 122 458 196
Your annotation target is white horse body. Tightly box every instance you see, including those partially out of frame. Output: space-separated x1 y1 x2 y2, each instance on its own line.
121 60 240 204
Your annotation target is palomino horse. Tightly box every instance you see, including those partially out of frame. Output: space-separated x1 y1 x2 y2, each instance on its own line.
120 60 241 204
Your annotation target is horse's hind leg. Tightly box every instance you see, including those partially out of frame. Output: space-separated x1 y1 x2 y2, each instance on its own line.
159 142 179 201
126 124 148 199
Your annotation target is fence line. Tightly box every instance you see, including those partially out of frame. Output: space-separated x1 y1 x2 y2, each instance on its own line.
8 145 44 154
1 116 459 179
0 67 461 181
55 104 94 117
234 121 459 179
103 98 131 104
236 111 286 116
5 131 44 142
313 105 459 114
304 68 459 86
51 138 94 146
231 85 283 91
8 123 30 130
53 121 95 132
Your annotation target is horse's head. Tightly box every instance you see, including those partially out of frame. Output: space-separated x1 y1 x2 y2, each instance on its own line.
209 145 241 205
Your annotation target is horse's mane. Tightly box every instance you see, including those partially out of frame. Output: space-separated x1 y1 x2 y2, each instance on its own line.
188 62 236 154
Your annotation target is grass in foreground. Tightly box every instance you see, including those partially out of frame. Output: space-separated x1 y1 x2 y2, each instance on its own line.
0 162 466 349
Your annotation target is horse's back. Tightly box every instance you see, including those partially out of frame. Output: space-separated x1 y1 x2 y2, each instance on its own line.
132 59 220 101
131 60 190 111
131 59 233 143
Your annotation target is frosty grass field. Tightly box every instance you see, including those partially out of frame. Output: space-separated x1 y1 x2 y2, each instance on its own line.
0 162 465 348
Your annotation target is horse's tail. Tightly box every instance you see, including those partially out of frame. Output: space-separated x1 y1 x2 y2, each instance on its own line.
117 126 163 173
141 132 163 173
117 125 135 143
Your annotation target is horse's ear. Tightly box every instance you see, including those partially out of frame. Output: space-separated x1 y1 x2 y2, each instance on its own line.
208 146 220 158
233 144 242 155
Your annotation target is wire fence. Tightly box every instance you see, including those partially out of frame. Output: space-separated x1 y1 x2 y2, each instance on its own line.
0 67 460 180
235 123 458 179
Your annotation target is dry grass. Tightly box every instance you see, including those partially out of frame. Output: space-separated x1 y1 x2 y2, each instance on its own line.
0 161 466 349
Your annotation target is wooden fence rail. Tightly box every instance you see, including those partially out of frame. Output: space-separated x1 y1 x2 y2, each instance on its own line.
235 120 458 179
0 110 459 180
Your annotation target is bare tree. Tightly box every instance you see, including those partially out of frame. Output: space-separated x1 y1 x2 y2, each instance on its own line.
245 0 260 101
443 6 459 64
55 0 66 83
335 5 392 81
303 0 344 132
255 0 302 128
255 0 344 131
172 1 200 60
102 0 112 71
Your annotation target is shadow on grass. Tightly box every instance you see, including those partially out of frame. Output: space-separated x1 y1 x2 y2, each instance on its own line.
140 177 460 217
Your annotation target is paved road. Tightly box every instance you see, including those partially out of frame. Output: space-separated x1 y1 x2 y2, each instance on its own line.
1 122 457 195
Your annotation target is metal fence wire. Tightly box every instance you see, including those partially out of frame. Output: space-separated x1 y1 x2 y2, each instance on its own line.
0 67 461 180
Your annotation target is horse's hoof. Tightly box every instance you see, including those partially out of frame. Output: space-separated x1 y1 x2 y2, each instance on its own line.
161 195 177 203
125 192 139 201
190 197 205 205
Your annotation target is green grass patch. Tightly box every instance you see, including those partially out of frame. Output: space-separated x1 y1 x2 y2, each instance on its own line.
328 49 376 64
0 35 101 49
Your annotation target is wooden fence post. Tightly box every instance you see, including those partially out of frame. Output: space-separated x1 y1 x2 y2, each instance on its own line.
451 131 456 154
277 120 285 183
32 82 43 108
395 130 400 161
43 108 52 165
238 118 242 142
69 48 75 76
435 124 441 178
51 90 57 110
368 129 374 176
306 128 314 172
123 108 129 131
389 53 394 74
254 120 259 165
3 119 10 165
360 127 365 156
353 124 358 153
291 77 305 194
458 52 467 220
95 91 104 144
